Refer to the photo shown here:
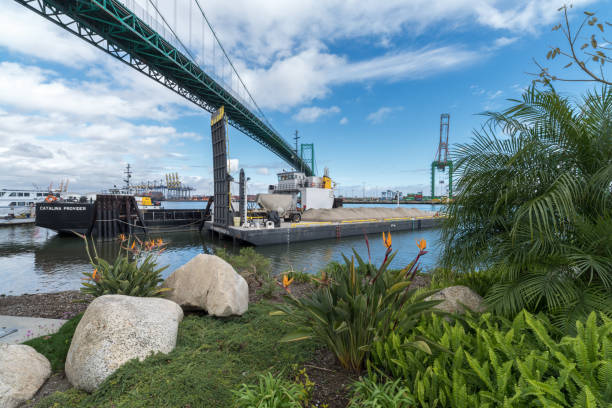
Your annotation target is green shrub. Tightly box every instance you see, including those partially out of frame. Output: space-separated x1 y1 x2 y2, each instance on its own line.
440 86 612 332
283 268 312 284
233 372 311 408
350 377 414 407
216 247 271 278
273 236 440 373
78 235 169 298
430 268 500 298
369 311 612 407
217 247 277 298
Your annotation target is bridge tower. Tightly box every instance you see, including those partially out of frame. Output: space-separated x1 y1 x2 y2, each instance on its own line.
431 114 453 199
300 144 315 176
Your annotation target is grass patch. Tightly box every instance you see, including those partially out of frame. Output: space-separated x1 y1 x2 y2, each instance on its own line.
24 313 83 372
35 303 318 408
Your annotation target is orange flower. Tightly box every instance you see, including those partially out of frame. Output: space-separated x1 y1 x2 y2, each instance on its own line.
130 241 136 250
282 275 294 292
156 238 164 246
92 269 98 281
416 239 427 251
382 231 392 249
118 233 126 242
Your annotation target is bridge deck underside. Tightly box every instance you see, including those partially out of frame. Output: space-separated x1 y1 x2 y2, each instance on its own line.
16 0 312 176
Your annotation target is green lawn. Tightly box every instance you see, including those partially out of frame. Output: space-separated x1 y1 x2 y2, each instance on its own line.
24 313 83 372
29 303 317 408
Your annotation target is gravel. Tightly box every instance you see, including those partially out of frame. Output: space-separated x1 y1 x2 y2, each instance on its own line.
301 207 435 222
0 291 92 320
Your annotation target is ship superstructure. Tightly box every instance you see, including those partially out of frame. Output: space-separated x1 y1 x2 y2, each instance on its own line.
267 168 334 210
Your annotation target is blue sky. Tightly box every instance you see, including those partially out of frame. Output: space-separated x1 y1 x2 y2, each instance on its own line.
0 0 609 195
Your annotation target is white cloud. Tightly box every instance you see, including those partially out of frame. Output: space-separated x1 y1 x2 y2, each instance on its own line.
241 45 479 109
256 167 270 175
5 0 593 113
366 106 402 124
191 0 595 65
0 0 596 190
228 158 240 173
339 117 348 125
293 105 340 123
6 142 54 159
493 36 519 48
0 61 204 192
488 90 503 100
0 3 101 66
0 62 197 121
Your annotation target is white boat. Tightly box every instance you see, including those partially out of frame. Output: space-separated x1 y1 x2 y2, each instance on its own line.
0 189 56 218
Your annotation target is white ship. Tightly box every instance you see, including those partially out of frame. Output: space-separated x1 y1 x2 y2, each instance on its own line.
0 189 56 218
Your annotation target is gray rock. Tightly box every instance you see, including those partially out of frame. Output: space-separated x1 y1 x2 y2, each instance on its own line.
426 285 486 314
0 344 51 408
163 254 248 317
65 295 183 392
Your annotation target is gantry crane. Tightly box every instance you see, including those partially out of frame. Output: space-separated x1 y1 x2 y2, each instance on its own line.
431 114 453 199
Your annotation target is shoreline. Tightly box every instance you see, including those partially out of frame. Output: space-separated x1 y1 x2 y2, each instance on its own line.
0 290 92 320
0 274 432 320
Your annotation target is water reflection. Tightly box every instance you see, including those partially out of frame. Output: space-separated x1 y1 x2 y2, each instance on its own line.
0 204 443 295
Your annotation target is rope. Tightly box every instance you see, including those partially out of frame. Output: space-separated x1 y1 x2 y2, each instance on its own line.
95 216 207 232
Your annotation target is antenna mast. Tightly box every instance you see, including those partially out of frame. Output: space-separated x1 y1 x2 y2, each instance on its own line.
123 163 132 191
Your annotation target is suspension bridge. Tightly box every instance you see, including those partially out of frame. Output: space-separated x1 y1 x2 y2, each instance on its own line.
14 0 314 176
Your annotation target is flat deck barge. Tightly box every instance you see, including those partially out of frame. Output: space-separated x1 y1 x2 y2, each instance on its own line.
35 195 211 239
206 216 442 246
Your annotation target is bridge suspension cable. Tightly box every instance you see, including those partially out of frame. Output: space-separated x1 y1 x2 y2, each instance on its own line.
13 0 312 175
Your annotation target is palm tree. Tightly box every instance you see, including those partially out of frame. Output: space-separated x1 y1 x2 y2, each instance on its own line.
440 86 612 332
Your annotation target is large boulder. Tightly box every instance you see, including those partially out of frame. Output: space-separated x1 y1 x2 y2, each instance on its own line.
65 295 183 392
0 344 51 408
426 285 486 314
162 254 248 317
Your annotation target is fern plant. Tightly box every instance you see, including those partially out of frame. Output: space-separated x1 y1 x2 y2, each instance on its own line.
350 378 414 407
233 372 311 408
368 311 612 407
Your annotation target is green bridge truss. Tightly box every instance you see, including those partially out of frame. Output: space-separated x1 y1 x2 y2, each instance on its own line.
14 0 313 176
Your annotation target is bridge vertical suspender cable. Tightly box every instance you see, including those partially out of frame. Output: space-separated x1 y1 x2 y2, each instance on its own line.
192 0 273 130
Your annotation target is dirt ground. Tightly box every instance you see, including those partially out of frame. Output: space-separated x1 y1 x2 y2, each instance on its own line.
19 372 72 407
0 290 92 320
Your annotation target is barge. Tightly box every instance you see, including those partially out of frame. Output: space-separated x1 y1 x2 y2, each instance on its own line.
206 216 441 246
36 194 211 238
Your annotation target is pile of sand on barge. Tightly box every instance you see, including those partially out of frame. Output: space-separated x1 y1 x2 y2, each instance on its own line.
301 207 435 222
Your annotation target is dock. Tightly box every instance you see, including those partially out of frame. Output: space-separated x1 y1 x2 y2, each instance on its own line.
206 216 442 246
342 199 440 205
0 218 36 227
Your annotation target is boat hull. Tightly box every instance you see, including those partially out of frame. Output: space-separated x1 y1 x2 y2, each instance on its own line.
35 202 95 235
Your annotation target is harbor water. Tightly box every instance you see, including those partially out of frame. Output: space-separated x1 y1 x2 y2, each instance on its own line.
0 203 443 295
